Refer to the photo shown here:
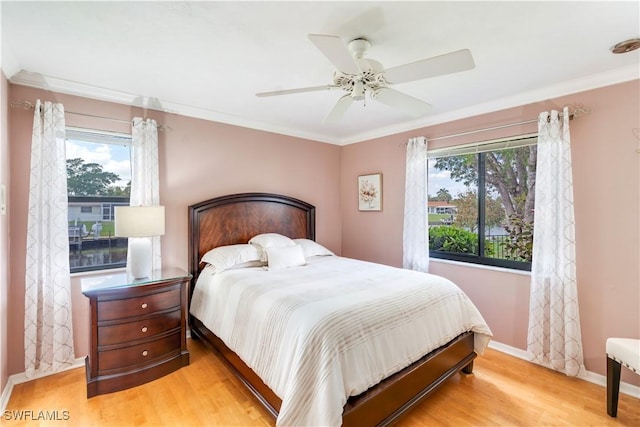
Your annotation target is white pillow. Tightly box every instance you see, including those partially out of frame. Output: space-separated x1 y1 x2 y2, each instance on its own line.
200 244 263 273
266 245 306 270
249 233 296 261
293 239 334 258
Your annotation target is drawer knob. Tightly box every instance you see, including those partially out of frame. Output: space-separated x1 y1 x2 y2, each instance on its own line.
142 350 148 357
141 303 148 309
141 326 148 333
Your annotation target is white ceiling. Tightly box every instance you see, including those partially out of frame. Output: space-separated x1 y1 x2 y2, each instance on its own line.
2 1 639 145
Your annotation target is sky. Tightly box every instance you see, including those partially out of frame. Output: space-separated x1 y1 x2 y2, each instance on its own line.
427 158 470 199
66 139 131 188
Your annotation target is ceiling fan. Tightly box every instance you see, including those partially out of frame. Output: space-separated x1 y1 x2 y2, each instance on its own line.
256 34 475 123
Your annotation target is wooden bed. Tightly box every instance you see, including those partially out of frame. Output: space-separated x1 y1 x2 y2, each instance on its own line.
188 192 477 426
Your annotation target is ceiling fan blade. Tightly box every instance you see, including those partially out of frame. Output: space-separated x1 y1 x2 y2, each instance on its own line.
308 34 361 75
323 94 354 123
383 49 475 84
372 87 432 117
256 85 338 97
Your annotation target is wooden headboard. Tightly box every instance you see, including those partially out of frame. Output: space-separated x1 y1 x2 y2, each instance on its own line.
188 192 315 287
186 193 478 427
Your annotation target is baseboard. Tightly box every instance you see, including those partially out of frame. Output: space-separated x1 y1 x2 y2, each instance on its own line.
0 377 14 414
488 341 640 399
0 357 85 412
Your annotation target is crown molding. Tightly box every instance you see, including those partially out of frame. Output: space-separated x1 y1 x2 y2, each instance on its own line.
9 64 638 147
8 70 339 145
339 64 640 145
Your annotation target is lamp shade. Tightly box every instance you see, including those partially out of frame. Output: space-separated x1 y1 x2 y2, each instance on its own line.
114 206 165 238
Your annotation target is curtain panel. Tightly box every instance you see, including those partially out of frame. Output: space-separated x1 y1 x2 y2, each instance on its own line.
402 136 429 272
24 100 75 378
129 118 161 272
527 107 585 377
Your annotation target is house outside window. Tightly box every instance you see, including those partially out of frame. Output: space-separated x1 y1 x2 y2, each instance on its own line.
427 135 537 271
66 127 132 273
102 203 122 221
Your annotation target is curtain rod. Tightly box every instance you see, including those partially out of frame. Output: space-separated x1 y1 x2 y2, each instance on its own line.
426 105 591 142
9 100 169 131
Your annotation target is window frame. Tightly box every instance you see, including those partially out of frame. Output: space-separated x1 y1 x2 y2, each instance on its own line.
428 135 537 272
66 127 132 274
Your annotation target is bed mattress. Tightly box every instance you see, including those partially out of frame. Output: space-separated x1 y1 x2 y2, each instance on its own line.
190 255 492 426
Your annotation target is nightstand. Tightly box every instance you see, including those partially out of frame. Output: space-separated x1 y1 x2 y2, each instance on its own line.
81 267 191 398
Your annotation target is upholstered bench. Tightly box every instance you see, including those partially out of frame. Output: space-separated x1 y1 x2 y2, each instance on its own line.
606 338 640 417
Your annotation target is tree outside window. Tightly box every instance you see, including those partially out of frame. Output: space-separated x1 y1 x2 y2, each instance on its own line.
428 137 536 270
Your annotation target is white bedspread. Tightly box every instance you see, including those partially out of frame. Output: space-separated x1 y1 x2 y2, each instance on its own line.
190 256 492 426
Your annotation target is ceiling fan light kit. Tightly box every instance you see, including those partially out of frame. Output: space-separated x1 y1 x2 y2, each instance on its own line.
351 80 365 100
256 34 475 123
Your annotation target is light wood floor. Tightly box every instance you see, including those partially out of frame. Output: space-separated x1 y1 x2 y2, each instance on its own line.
4 338 639 426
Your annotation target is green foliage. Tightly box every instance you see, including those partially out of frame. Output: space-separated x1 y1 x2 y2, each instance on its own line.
430 226 496 257
484 195 506 230
434 188 452 202
428 213 452 224
503 214 533 262
433 146 536 224
452 190 478 232
106 181 131 197
429 226 478 254
434 155 477 187
67 158 126 196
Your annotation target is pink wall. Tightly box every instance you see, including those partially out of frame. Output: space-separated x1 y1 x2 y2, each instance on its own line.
341 80 640 384
7 84 342 376
5 80 639 388
1 72 9 393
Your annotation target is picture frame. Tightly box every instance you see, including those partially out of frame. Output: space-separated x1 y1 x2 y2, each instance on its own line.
358 173 382 211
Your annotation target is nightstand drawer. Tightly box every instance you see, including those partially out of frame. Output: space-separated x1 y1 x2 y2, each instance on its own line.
82 268 190 397
97 288 180 321
98 332 181 373
98 309 181 347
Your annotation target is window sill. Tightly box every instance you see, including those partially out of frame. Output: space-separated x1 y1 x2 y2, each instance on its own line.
70 267 126 279
429 257 531 276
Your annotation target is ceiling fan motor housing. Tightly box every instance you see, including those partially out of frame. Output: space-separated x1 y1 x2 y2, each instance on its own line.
335 38 387 100
348 37 371 58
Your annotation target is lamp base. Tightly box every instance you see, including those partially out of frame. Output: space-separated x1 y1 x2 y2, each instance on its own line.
128 237 152 279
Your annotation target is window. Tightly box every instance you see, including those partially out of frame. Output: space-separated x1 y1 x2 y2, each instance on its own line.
428 135 537 271
66 128 132 273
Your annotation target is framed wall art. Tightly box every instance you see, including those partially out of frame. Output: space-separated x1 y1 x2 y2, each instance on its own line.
358 173 382 211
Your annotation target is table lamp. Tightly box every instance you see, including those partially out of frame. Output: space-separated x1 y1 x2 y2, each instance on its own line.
114 206 165 279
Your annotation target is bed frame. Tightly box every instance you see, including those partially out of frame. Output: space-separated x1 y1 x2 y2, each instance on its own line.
188 192 477 426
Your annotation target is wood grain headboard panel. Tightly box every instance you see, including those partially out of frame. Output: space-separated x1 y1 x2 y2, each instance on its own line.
188 193 315 288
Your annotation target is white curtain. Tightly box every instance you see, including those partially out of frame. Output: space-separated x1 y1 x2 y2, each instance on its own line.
527 107 585 377
402 136 429 272
24 100 75 378
129 118 161 272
